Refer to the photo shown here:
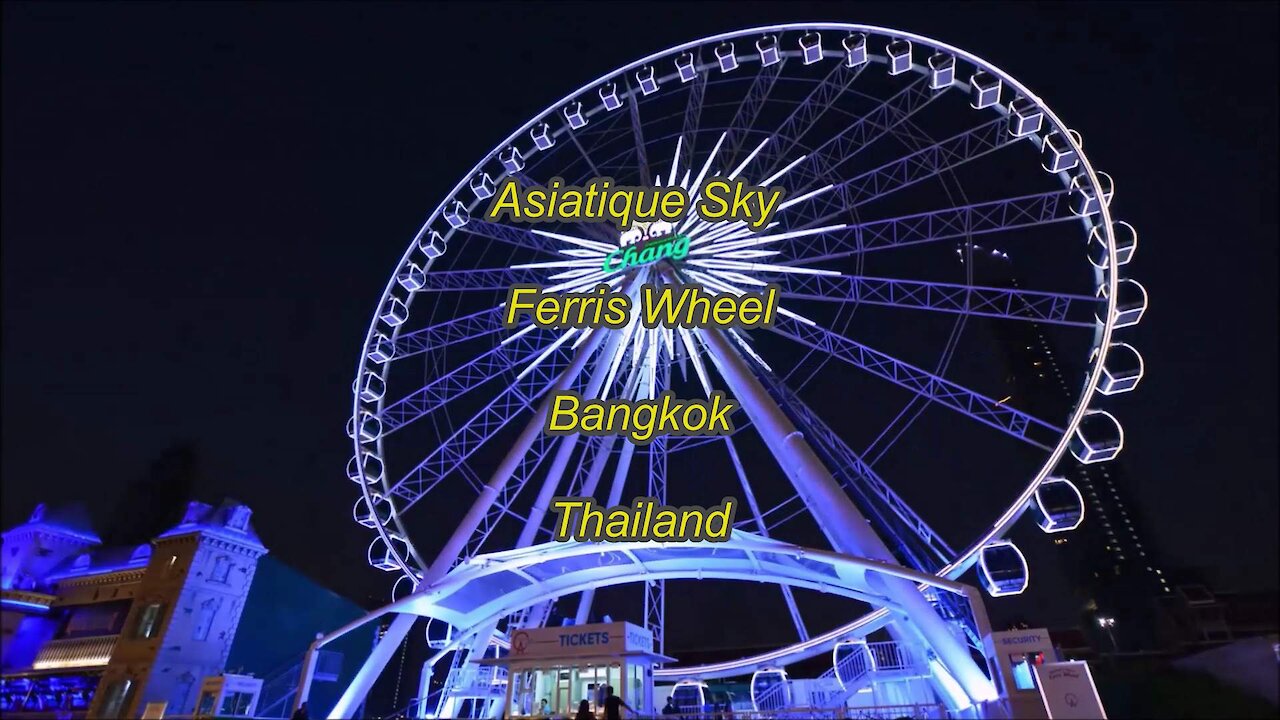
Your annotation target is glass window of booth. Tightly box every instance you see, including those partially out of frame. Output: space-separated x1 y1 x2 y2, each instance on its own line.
626 663 645 713
509 663 623 717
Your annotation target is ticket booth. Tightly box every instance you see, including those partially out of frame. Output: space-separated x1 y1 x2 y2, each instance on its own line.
193 673 263 718
482 621 675 718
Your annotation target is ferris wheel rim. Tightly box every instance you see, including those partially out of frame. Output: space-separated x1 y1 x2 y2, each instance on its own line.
349 22 1126 677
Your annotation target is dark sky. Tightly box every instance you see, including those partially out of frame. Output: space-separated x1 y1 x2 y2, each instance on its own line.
3 0 1277 616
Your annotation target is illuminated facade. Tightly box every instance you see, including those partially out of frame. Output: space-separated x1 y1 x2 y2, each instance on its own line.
1 500 266 718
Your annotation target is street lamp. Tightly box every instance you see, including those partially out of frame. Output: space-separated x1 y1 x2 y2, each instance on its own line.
1096 616 1118 653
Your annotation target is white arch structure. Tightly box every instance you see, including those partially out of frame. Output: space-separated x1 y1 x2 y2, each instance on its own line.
298 531 996 718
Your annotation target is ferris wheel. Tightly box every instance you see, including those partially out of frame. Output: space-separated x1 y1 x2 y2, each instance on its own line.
339 23 1145 718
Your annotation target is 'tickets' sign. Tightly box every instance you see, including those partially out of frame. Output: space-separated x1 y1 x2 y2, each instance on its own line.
508 621 652 659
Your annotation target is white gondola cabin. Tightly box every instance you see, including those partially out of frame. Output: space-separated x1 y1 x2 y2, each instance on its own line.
1033 478 1085 533
1070 410 1124 464
1096 342 1145 395
750 668 791 711
978 540 1029 596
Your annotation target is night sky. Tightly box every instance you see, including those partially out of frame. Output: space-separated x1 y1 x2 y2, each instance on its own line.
3 0 1276 619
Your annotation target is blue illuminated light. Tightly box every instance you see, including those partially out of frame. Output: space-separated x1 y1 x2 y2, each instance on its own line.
44 560 146 583
1 598 51 612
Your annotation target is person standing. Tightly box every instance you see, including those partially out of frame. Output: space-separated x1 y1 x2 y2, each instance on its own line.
602 685 634 720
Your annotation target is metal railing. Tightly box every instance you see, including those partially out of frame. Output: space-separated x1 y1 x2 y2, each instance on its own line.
752 681 791 712
254 650 344 718
808 640 921 710
867 641 915 672
657 705 948 720
29 634 117 670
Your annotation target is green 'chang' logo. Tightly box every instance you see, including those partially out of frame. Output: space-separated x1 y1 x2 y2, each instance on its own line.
603 223 690 272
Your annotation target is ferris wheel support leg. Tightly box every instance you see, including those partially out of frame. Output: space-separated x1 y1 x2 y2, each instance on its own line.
514 328 627 551
575 437 638 624
724 434 810 642
419 325 614 590
450 329 632 715
697 326 997 708
329 612 416 719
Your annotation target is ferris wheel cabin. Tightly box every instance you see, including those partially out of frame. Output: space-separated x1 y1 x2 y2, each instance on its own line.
749 668 791 712
1070 410 1125 464
978 541 1030 596
668 679 708 713
1033 478 1086 533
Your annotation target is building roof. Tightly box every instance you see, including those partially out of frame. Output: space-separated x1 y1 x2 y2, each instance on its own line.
45 544 153 582
158 499 266 551
3 503 102 544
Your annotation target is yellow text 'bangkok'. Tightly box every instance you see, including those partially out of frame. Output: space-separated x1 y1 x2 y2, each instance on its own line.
546 391 737 444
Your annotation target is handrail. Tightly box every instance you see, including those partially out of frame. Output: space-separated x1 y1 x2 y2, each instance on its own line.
753 679 791 711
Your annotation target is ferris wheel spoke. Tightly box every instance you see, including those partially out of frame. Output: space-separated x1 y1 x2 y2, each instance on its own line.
389 306 508 361
862 393 951 477
775 189 1074 265
565 123 608 182
752 500 812 536
723 434 810 641
379 327 559 434
791 116 1022 231
773 274 1096 327
511 169 619 245
758 371 957 571
766 314 1062 449
459 219 563 256
459 433 557 563
388 340 580 509
778 75 945 201
722 56 786 169
418 267 545 292
747 494 805 531
678 64 709 170
625 77 652 185
754 61 867 178
856 312 972 471
388 303 622 515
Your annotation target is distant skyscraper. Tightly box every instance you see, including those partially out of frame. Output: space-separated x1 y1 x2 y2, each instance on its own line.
961 243 1169 650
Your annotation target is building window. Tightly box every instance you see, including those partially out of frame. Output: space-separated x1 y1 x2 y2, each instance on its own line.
211 556 232 584
171 673 196 715
193 598 221 641
1009 653 1043 690
221 691 255 715
99 678 134 718
135 603 165 639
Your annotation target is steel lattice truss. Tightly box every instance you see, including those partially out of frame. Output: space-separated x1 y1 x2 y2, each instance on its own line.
768 314 1063 448
778 190 1074 260
775 273 1094 326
